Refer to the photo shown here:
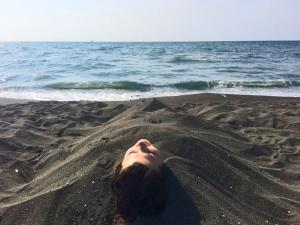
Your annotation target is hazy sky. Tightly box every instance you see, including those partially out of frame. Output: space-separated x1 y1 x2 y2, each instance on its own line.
1 0 300 41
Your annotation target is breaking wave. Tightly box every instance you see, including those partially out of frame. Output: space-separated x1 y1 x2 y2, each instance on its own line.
172 80 300 90
44 80 300 92
45 81 152 92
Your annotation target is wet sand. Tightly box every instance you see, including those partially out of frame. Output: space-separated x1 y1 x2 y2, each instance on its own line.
0 93 299 225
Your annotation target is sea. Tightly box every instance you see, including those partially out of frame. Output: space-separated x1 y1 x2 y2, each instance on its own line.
0 41 300 101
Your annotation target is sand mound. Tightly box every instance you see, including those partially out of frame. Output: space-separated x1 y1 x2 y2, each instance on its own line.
0 94 299 225
141 98 171 112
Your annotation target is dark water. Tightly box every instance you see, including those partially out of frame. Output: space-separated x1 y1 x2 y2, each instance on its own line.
0 41 299 100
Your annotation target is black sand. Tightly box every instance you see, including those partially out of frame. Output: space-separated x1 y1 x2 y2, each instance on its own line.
0 93 299 225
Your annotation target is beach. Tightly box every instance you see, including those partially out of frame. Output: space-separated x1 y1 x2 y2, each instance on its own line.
0 93 299 225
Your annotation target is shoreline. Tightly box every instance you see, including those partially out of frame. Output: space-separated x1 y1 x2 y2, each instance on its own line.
1 92 300 105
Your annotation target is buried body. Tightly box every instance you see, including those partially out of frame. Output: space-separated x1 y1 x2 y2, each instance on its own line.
0 97 299 225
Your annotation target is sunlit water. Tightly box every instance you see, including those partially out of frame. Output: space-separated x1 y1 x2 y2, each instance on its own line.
0 41 300 101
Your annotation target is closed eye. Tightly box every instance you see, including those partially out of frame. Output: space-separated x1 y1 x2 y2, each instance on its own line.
129 151 137 155
151 151 159 157
149 152 159 158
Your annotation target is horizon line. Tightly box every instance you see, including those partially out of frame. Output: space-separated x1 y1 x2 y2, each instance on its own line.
1 39 300 43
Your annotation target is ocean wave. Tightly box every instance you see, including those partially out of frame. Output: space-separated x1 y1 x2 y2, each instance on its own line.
88 46 121 51
284 74 300 78
33 75 52 81
171 69 190 73
148 48 166 56
217 69 240 73
172 80 300 90
252 66 276 71
45 81 151 91
236 80 300 88
55 46 73 50
69 64 90 70
41 52 52 56
170 55 212 64
39 80 300 92
215 49 232 53
293 53 300 58
245 54 265 59
0 75 6 82
173 81 216 90
1 85 300 101
90 62 115 68
202 47 213 51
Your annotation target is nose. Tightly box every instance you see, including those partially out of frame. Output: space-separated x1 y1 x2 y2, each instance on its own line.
137 141 150 153
137 139 151 145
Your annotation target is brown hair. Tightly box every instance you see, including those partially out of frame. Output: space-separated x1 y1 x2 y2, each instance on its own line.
111 162 167 222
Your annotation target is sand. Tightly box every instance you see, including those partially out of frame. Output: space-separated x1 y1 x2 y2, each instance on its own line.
0 93 299 225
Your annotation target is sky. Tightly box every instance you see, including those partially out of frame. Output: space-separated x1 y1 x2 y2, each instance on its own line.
0 0 300 41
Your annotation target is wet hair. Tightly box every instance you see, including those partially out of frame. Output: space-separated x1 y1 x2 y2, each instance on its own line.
111 162 167 222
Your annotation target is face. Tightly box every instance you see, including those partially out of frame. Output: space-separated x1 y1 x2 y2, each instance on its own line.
121 139 162 171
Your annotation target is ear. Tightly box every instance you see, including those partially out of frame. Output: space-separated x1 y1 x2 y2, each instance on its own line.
114 162 123 174
111 163 122 191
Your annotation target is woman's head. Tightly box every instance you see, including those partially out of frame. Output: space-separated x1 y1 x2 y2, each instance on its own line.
111 139 167 222
121 139 162 171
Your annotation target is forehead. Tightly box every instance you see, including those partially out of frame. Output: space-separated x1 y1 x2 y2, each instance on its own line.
122 152 161 171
